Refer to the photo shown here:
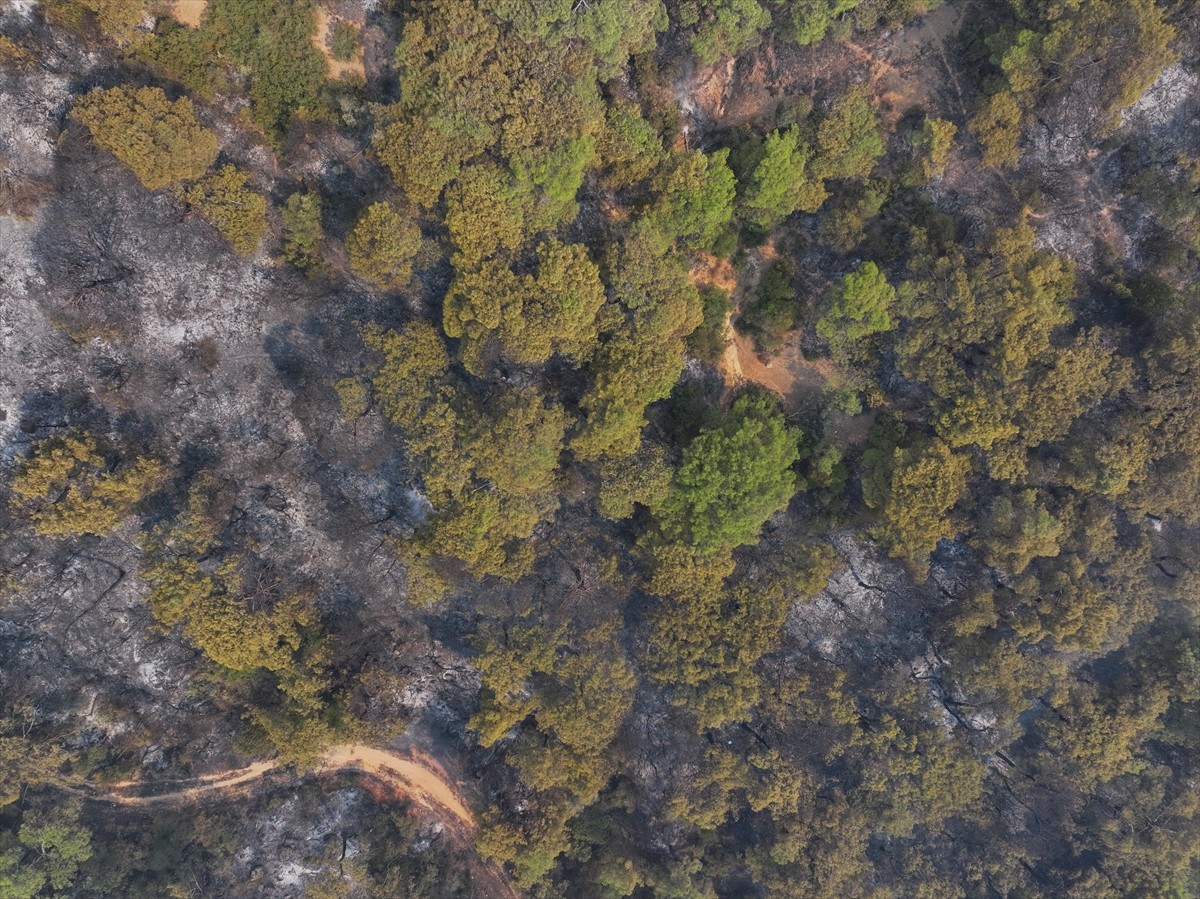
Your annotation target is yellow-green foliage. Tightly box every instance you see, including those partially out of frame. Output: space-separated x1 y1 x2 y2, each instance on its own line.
363 323 567 580
669 745 809 830
871 439 970 564
897 222 1129 482
444 239 607 370
346 202 422 291
444 163 531 265
43 0 144 41
71 86 219 191
970 91 1023 170
471 621 635 803
176 165 269 255
595 444 672 521
913 116 956 182
333 376 369 421
0 36 34 69
0 736 68 807
647 573 799 729
571 231 706 461
140 490 327 711
10 434 165 537
814 86 884 181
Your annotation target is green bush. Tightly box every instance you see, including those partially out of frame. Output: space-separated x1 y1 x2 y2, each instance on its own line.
738 261 797 353
327 19 359 61
280 190 323 269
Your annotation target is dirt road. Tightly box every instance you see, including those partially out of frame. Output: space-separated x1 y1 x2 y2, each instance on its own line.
100 743 472 825
93 743 518 898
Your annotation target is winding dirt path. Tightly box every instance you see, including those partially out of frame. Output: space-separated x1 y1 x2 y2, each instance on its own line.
91 743 518 898
99 744 471 825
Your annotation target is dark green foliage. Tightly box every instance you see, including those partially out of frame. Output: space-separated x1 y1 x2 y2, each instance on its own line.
817 260 896 344
280 190 323 269
656 392 801 553
689 285 732 362
131 19 227 99
649 148 738 250
738 124 828 228
675 0 770 64
814 86 885 181
738 261 797 353
206 0 327 142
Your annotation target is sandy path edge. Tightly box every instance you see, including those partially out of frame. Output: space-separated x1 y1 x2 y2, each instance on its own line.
95 743 472 826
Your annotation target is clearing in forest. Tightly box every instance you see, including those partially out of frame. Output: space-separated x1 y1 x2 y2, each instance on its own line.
312 7 365 81
171 0 206 28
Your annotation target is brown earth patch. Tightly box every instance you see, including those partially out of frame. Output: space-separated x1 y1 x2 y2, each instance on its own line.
170 0 206 28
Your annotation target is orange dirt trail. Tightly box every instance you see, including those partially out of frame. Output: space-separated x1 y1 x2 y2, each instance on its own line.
101 744 471 827
93 744 518 898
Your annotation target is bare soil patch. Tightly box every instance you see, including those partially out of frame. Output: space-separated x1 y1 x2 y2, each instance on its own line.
691 250 834 413
170 0 206 28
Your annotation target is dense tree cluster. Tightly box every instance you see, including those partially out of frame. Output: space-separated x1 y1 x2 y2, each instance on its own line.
3 0 1199 896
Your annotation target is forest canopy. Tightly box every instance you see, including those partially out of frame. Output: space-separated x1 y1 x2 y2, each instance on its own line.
1 0 1198 896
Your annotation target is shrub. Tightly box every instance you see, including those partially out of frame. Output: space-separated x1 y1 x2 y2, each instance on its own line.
72 86 219 190
280 190 323 269
177 166 269 255
327 19 359 62
346 202 422 290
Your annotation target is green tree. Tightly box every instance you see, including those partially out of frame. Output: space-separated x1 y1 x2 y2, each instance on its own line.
72 86 218 190
649 149 737 250
280 190 323 269
657 392 801 553
205 0 327 142
970 91 1023 170
685 0 771 64
346 202 422 291
596 102 666 189
596 444 673 520
0 803 92 898
910 116 956 183
16 804 92 892
327 19 359 61
738 260 798 353
130 20 228 99
870 439 970 563
817 261 896 343
738 125 828 229
814 86 884 180
785 0 863 45
444 163 531 265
